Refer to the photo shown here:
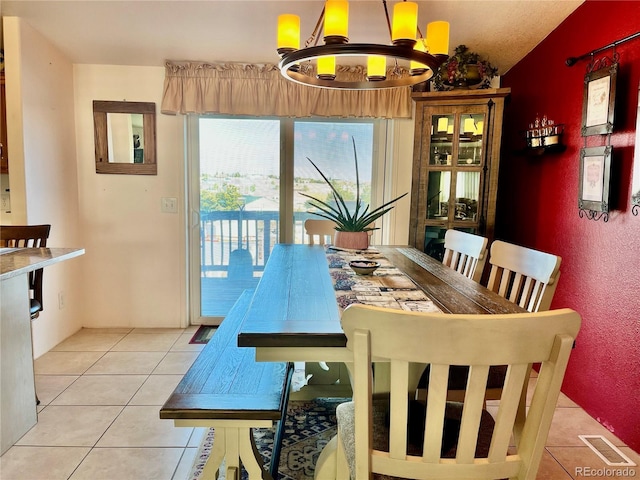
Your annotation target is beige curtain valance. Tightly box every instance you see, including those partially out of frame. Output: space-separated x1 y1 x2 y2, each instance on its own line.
161 61 412 119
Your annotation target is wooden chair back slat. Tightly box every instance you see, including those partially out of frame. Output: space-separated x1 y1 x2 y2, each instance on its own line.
423 363 448 462
389 361 410 459
488 363 529 462
456 364 490 463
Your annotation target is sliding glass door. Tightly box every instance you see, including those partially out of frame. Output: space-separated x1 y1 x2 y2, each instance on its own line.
293 121 376 243
188 116 379 323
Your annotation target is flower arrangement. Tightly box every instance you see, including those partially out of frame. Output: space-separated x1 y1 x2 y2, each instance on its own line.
301 138 407 233
433 44 498 91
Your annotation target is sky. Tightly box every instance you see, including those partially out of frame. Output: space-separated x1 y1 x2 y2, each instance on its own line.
199 118 374 182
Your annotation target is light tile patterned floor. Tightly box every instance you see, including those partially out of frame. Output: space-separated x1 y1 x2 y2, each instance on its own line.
1 327 638 480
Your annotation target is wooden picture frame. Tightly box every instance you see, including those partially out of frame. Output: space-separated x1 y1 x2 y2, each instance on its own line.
581 63 617 136
579 146 612 213
93 101 157 175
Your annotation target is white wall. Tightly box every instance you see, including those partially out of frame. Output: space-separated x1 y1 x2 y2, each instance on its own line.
5 14 416 346
3 17 84 357
73 64 187 329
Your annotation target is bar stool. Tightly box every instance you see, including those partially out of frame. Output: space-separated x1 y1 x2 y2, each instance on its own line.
0 224 52 404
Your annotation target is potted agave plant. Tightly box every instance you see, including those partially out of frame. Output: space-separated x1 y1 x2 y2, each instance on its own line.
301 138 407 250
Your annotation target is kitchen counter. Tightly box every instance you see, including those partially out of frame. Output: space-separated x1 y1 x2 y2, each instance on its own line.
1 247 84 454
1 247 84 279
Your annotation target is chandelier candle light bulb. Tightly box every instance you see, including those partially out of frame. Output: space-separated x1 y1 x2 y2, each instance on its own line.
367 55 387 81
410 38 428 74
324 0 349 43
392 1 418 46
318 56 337 80
426 21 450 55
277 14 300 54
463 117 476 133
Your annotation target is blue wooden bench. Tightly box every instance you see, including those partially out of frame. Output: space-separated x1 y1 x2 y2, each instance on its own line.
160 290 293 480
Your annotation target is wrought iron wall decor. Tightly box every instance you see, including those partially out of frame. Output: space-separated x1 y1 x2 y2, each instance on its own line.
566 31 640 67
581 58 617 136
568 32 640 221
578 146 611 222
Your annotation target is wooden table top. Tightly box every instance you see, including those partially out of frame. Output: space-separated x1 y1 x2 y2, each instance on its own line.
237 245 525 349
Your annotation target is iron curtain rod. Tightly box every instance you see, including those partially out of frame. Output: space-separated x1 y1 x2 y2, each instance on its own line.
566 31 640 67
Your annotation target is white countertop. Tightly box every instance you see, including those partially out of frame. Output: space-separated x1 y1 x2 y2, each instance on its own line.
0 248 85 280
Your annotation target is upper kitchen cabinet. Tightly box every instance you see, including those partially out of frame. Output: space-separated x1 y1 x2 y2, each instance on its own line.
409 88 510 261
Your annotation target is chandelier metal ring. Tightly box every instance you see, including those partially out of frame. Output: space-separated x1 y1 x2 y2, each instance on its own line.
279 44 447 90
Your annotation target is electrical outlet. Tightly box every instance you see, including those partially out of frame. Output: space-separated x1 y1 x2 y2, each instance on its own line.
58 291 65 310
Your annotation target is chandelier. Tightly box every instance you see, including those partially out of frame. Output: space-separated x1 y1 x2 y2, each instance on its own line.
277 0 450 90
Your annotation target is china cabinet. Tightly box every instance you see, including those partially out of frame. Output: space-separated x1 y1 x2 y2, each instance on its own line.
409 88 510 260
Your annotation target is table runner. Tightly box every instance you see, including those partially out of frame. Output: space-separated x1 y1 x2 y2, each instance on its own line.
326 247 442 313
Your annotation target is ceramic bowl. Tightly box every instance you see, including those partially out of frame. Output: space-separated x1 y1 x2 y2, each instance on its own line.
349 260 380 275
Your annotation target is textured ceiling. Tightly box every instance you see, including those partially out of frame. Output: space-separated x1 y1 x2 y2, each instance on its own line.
2 0 584 75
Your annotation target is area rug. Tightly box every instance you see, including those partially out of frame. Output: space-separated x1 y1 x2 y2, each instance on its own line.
189 397 347 480
189 325 218 344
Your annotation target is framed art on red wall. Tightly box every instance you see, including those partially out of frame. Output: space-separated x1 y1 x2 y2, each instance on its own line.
579 145 612 214
581 63 617 136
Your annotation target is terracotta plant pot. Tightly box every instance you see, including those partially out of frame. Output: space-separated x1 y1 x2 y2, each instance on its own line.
333 231 369 250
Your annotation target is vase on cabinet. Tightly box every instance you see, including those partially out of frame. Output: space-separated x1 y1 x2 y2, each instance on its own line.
447 64 482 89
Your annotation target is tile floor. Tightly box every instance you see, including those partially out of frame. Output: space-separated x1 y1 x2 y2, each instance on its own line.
1 327 638 480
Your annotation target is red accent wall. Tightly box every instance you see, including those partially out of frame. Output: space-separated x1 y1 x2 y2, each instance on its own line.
499 1 640 452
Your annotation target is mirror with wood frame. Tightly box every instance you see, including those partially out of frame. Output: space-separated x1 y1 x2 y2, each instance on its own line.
93 100 157 175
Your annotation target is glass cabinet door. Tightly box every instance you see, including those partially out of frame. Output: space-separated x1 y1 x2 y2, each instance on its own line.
457 113 484 166
425 171 450 219
418 106 488 253
455 171 480 223
410 88 510 260
429 114 454 165
425 110 485 217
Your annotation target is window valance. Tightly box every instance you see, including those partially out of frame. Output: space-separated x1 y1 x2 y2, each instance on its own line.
161 61 412 119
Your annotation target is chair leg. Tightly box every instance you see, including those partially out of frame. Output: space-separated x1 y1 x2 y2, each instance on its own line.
314 435 337 480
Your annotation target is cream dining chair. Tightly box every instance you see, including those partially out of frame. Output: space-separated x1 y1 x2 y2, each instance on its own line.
304 219 337 246
441 229 488 283
486 240 562 313
417 239 563 405
315 304 581 480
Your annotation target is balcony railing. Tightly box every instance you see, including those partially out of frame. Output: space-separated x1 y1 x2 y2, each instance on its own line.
200 210 320 276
